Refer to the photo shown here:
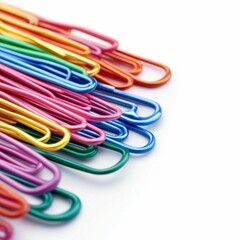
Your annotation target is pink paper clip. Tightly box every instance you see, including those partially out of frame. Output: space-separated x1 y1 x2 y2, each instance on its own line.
0 220 13 240
0 90 106 145
38 17 119 53
0 65 124 145
1 65 122 122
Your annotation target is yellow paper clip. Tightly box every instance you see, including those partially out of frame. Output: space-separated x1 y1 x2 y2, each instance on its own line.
0 98 70 151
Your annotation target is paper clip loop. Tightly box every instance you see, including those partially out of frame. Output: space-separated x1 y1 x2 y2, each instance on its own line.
94 83 162 125
0 183 29 218
1 172 81 222
0 98 70 151
81 120 156 154
18 126 129 175
0 219 13 240
0 133 61 195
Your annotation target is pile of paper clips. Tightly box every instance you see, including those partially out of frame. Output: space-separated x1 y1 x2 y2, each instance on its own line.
0 2 171 239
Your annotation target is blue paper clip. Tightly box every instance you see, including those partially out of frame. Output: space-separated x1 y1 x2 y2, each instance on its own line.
0 47 97 93
94 83 162 126
93 120 128 141
80 120 155 154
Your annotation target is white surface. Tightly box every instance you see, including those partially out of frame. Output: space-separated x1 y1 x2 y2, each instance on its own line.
3 0 240 239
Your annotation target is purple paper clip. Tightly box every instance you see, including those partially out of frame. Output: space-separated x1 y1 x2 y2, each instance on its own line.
0 132 61 196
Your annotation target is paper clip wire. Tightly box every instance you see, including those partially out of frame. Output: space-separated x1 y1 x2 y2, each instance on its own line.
0 47 98 93
0 64 122 122
94 83 162 126
0 133 61 195
0 183 29 218
0 11 90 54
0 2 119 51
1 172 81 222
0 98 71 151
0 219 13 240
0 35 87 74
15 125 128 174
0 2 171 88
0 20 100 76
81 120 155 154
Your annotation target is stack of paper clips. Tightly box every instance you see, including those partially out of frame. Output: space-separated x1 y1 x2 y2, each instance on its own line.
0 2 171 239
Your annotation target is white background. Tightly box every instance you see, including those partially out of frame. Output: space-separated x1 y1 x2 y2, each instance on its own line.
3 0 240 239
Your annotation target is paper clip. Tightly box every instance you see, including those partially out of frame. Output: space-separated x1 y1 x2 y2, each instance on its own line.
0 16 132 88
0 133 61 195
0 141 43 175
1 54 160 126
103 49 171 87
38 142 129 175
0 2 118 52
0 65 158 147
81 120 155 154
0 7 144 79
30 187 81 222
15 32 134 89
38 18 119 53
0 47 98 93
92 120 128 141
35 20 171 87
0 3 172 89
2 172 81 222
0 98 70 151
0 65 122 122
0 82 88 132
94 83 162 126
0 20 100 76
0 10 90 55
0 35 87 74
30 17 170 87
19 19 142 76
0 219 13 240
0 89 106 145
0 183 29 218
18 126 129 175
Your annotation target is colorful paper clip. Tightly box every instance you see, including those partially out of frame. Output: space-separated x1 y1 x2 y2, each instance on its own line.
0 92 107 145
1 172 81 222
94 83 161 126
0 219 13 240
0 47 97 93
0 3 171 89
0 2 171 237
0 98 71 151
0 40 161 125
0 64 122 122
0 183 29 218
0 133 61 195
34 18 171 88
18 126 130 175
82 120 155 154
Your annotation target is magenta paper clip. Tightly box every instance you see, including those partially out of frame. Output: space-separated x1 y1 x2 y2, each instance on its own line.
0 220 13 240
0 64 58 98
0 143 43 175
1 65 122 122
0 133 61 195
0 82 87 132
